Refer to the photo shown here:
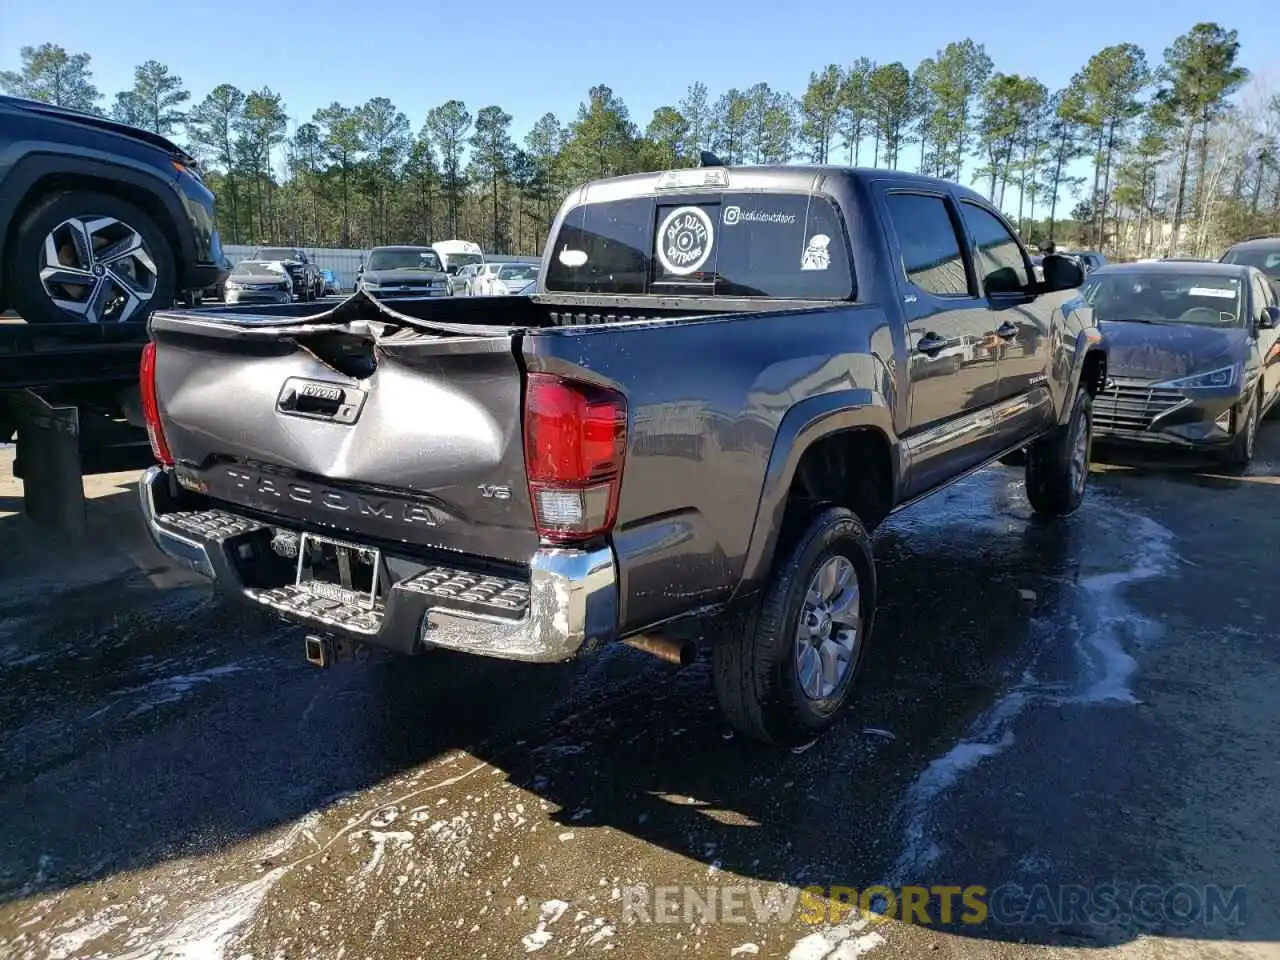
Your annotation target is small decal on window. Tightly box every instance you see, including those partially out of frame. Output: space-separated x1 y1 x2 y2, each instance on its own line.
557 248 587 268
801 234 831 271
722 205 797 226
656 206 714 275
1188 286 1236 299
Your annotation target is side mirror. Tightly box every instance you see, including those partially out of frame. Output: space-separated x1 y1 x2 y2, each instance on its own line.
1260 305 1280 330
1040 254 1085 293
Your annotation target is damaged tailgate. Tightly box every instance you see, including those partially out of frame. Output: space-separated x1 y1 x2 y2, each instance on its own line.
147 298 539 564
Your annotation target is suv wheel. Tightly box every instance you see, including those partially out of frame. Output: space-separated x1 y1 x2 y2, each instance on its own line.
712 505 877 746
1025 385 1093 516
7 190 176 324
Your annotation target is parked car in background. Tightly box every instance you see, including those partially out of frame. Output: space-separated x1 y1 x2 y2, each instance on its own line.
203 253 234 302
137 164 1102 747
250 246 323 301
1220 236 1280 297
0 94 221 324
473 261 540 296
1084 260 1280 466
222 260 294 305
450 263 482 295
320 269 340 296
355 245 451 299
431 239 484 278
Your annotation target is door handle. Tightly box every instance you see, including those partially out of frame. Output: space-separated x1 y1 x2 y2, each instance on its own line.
996 321 1018 339
916 333 946 354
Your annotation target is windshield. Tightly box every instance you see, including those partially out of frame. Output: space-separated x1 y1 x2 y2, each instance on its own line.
1220 246 1280 278
256 248 299 261
367 248 443 271
1082 273 1244 327
231 261 285 276
498 264 538 283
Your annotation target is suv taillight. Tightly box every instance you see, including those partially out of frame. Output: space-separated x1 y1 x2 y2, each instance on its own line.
140 342 174 466
523 373 627 544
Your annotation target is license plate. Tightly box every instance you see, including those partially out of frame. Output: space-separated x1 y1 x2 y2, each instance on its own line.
295 532 382 609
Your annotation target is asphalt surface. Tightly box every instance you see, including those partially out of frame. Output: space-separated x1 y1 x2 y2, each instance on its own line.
0 428 1278 960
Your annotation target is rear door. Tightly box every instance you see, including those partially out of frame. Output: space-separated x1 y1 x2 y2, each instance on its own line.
877 188 1003 496
955 199 1057 448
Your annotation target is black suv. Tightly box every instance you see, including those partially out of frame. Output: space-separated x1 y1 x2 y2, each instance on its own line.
0 95 220 325
249 246 323 301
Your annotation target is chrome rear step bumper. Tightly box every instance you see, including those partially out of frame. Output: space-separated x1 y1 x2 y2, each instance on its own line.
137 466 619 662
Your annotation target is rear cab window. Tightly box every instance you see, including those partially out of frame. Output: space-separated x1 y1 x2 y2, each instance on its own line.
544 192 853 299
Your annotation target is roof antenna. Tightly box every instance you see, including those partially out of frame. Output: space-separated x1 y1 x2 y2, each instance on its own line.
698 151 724 168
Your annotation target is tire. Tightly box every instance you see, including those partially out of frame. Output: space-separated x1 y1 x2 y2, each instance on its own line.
712 505 877 746
1220 392 1259 468
1025 385 1093 516
6 189 176 325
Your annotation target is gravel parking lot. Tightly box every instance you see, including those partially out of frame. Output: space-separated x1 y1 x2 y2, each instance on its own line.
0 433 1278 960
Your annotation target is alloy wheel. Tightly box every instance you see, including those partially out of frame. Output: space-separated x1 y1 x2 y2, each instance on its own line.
38 216 159 323
794 554 862 700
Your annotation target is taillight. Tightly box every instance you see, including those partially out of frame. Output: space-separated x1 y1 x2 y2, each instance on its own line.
140 341 174 466
523 373 628 544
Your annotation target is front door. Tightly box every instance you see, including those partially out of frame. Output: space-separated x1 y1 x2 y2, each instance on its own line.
879 189 1003 497
956 199 1058 450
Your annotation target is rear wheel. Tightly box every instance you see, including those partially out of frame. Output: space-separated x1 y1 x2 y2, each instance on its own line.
1025 385 1093 516
6 190 175 325
712 505 876 746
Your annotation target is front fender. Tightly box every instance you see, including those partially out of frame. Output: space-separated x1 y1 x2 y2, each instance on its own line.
731 389 898 601
1055 327 1106 425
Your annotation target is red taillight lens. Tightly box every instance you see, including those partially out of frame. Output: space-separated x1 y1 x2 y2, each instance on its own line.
523 373 627 544
140 341 173 466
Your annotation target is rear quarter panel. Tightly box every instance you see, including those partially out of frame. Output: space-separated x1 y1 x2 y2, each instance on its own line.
524 302 900 634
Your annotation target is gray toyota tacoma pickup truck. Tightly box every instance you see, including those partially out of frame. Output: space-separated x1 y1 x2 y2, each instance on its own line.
137 164 1106 745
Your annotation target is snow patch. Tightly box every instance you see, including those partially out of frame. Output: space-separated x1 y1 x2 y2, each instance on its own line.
788 922 884 960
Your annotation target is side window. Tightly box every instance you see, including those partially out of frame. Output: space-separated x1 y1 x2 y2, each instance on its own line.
959 202 1032 295
884 193 970 297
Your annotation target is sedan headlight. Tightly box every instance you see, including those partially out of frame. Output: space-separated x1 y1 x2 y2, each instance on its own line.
1153 363 1241 390
225 281 242 291
361 281 380 290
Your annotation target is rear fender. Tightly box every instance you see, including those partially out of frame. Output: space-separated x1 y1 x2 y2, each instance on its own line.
731 389 898 601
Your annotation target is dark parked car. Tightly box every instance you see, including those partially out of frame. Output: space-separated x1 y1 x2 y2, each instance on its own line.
222 260 294 306
1220 236 1280 297
203 253 234 301
1084 260 1280 466
0 94 220 324
250 246 323 301
137 164 1102 746
355 245 450 298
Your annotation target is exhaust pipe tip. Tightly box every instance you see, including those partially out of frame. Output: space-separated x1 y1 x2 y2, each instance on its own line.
622 633 697 668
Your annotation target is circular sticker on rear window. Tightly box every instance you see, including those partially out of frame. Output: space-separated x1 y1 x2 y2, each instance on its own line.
656 206 714 276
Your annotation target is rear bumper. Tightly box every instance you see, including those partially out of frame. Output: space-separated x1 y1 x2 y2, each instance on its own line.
138 466 619 663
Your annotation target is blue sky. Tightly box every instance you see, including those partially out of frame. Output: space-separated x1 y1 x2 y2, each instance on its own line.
2 0 1275 170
